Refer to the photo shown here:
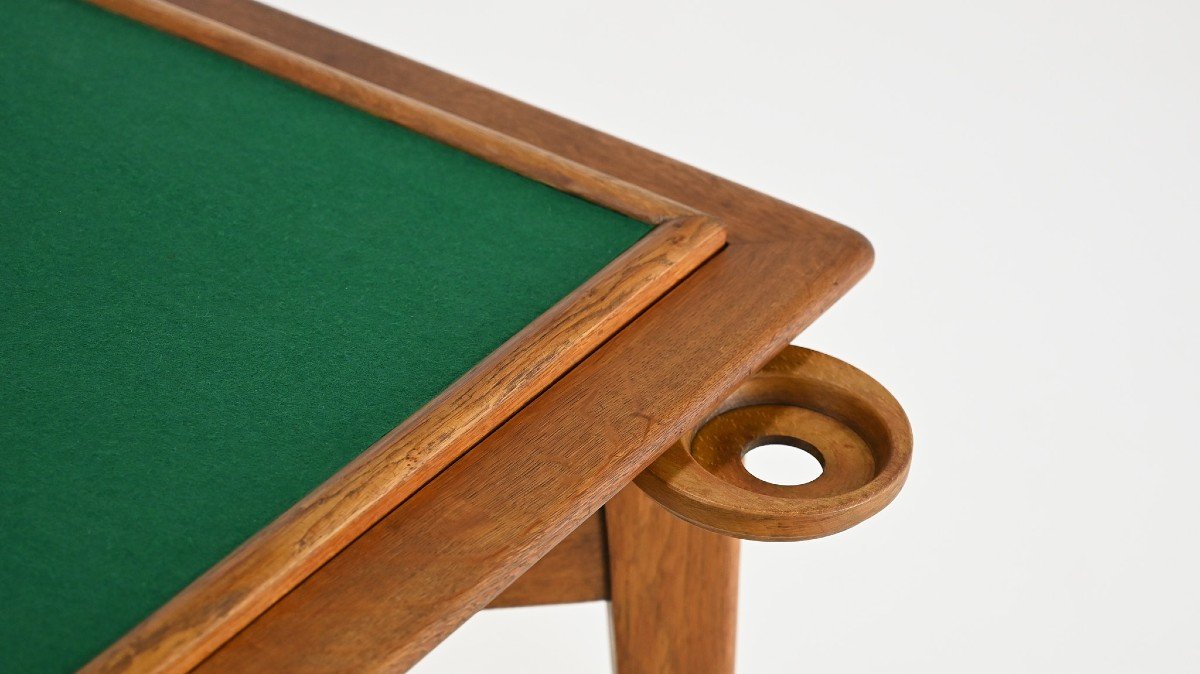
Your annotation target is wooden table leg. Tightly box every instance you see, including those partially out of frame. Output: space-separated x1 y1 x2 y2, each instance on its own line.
606 484 740 674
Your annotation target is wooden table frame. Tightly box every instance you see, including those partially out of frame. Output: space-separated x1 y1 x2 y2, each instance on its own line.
79 0 878 672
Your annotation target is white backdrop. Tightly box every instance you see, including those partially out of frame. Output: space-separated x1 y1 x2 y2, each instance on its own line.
263 1 1200 671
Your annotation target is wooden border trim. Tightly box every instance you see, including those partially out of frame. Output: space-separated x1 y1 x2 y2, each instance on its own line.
84 0 877 671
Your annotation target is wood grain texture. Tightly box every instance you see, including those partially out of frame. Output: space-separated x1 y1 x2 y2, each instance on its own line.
636 347 913 541
82 0 880 671
487 512 608 609
607 485 739 674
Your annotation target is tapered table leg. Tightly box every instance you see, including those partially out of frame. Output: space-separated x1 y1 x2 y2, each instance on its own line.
606 485 740 674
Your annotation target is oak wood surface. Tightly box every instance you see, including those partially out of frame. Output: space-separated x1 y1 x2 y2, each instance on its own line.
486 512 609 609
78 0 878 671
607 485 739 674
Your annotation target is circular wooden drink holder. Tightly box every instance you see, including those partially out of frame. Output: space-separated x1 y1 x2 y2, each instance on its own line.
636 346 912 541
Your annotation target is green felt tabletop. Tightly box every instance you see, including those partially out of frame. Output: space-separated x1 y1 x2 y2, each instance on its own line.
0 1 647 671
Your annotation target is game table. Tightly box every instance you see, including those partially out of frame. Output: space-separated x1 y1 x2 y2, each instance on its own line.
0 1 912 672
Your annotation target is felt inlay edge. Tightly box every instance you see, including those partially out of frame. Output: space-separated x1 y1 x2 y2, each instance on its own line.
3 1 732 673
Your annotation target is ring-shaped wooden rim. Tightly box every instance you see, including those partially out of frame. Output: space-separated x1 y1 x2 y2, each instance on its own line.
635 346 912 541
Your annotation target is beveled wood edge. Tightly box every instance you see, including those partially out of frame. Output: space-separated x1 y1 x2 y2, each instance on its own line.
78 0 879 671
74 2 729 672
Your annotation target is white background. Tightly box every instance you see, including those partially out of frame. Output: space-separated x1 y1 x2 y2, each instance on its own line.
264 1 1199 671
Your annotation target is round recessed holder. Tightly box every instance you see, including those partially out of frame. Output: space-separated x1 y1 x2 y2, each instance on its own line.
635 346 912 542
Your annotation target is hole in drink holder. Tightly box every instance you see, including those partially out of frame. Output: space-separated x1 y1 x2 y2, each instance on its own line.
638 347 912 541
742 437 824 486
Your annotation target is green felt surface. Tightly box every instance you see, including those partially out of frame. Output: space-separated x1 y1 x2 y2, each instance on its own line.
0 1 647 671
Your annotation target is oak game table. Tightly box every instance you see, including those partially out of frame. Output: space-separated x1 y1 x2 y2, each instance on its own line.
0 1 913 672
